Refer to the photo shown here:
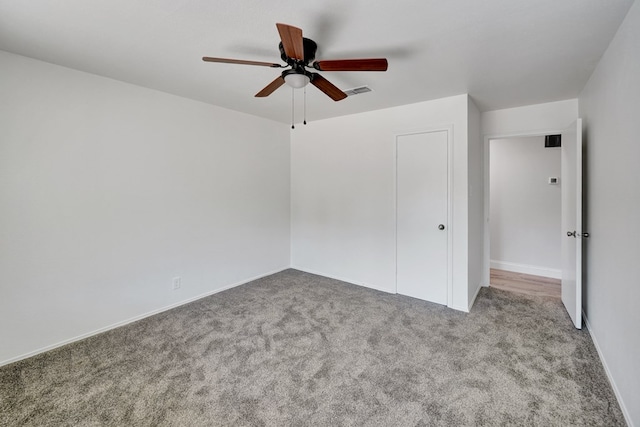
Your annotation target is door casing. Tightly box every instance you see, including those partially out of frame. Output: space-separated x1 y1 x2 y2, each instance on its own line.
483 125 583 328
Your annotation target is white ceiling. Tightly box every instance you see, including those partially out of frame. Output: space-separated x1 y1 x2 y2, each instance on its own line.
0 0 634 124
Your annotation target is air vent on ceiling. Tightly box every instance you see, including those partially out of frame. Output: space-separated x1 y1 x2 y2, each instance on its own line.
344 86 372 96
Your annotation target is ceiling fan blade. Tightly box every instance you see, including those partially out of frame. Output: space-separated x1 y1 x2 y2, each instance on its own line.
313 58 388 72
255 76 285 97
276 23 305 61
202 57 282 68
310 74 347 101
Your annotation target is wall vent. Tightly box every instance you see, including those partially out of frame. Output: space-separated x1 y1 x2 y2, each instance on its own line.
545 134 561 148
344 86 372 96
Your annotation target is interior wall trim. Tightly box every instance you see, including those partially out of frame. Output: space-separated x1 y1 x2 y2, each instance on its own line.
468 280 484 312
289 266 395 295
583 311 634 427
490 259 561 279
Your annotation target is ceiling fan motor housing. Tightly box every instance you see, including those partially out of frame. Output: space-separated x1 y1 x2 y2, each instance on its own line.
279 38 317 66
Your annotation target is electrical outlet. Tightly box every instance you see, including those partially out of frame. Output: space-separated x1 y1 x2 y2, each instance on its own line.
172 277 181 290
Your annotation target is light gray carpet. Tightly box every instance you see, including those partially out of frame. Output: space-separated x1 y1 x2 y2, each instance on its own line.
0 269 625 426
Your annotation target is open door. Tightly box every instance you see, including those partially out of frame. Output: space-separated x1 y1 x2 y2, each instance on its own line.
561 119 583 329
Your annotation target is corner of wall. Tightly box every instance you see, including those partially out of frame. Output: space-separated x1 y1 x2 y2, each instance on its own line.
467 95 484 308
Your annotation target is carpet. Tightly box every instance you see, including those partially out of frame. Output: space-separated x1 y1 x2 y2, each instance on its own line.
0 269 625 426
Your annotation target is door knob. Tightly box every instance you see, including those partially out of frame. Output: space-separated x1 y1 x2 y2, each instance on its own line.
438 224 445 230
567 231 589 238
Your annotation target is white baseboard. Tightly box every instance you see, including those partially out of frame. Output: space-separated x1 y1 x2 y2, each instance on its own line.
446 303 469 313
0 266 290 368
291 266 474 313
467 282 484 312
290 266 396 295
490 260 561 279
583 310 634 427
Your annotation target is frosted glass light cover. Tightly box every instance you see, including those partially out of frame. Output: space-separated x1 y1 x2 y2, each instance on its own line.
284 74 310 88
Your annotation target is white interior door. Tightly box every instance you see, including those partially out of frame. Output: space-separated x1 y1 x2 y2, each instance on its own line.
561 119 583 329
396 131 448 304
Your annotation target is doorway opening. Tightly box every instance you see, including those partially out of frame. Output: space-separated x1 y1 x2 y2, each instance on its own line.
483 120 583 328
487 135 562 298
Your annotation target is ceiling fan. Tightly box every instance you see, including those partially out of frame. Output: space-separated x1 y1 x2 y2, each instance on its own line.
203 23 388 101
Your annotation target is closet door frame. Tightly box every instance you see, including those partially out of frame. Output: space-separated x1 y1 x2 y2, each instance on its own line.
395 125 454 306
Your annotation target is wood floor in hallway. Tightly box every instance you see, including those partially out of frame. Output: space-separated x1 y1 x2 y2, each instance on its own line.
490 268 561 299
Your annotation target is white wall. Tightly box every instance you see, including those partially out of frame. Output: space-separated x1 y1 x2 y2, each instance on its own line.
467 98 484 306
0 51 291 365
490 136 561 278
578 1 640 424
481 99 578 285
291 94 473 311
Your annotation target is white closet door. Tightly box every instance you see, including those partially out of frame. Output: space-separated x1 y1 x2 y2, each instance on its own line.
396 131 449 304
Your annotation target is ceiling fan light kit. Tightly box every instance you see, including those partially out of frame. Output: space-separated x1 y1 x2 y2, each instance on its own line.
202 22 388 125
283 69 311 88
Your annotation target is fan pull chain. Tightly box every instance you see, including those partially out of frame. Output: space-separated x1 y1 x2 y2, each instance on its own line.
291 88 295 129
303 86 307 125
